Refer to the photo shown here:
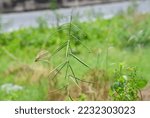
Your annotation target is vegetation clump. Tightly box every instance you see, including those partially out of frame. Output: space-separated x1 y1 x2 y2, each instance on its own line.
0 12 149 100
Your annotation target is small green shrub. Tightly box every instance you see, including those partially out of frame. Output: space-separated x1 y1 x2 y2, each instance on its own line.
110 64 147 101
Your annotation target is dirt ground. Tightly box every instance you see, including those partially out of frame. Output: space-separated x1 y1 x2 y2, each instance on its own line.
141 86 150 101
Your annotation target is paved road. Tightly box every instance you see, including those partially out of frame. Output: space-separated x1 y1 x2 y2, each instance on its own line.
1 0 150 32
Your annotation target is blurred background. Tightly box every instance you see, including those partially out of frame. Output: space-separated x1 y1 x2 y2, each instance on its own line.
0 0 150 101
1 0 149 32
0 0 129 13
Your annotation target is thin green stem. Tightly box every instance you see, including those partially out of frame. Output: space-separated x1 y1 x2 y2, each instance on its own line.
66 40 70 58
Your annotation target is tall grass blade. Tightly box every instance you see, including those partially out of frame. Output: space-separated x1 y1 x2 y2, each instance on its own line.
51 41 67 57
71 23 88 37
65 62 69 79
69 75 81 89
70 34 91 53
58 23 88 38
49 61 67 77
2 47 18 61
69 75 95 84
68 94 74 101
70 53 90 68
69 64 79 85
66 40 70 58
50 61 67 80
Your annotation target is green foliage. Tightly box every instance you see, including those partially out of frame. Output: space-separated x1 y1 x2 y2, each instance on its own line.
1 13 150 49
0 12 150 100
110 64 147 101
36 19 91 100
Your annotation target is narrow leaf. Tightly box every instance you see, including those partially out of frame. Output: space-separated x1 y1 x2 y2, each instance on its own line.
70 53 90 68
49 61 67 76
70 34 91 53
68 94 74 101
49 61 67 80
66 40 70 58
71 23 88 36
69 75 81 89
51 41 67 57
65 62 69 79
69 64 79 84
69 75 95 84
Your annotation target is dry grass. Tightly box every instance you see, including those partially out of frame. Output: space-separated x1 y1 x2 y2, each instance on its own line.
141 85 150 101
47 68 111 101
70 69 111 101
4 63 52 84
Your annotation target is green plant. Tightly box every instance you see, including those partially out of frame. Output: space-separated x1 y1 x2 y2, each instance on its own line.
35 15 92 100
110 64 147 101
1 12 150 101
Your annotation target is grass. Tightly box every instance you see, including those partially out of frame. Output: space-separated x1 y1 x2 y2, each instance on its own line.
0 12 150 100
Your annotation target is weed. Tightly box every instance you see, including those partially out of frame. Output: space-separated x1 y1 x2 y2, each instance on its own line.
110 64 147 101
35 14 93 100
